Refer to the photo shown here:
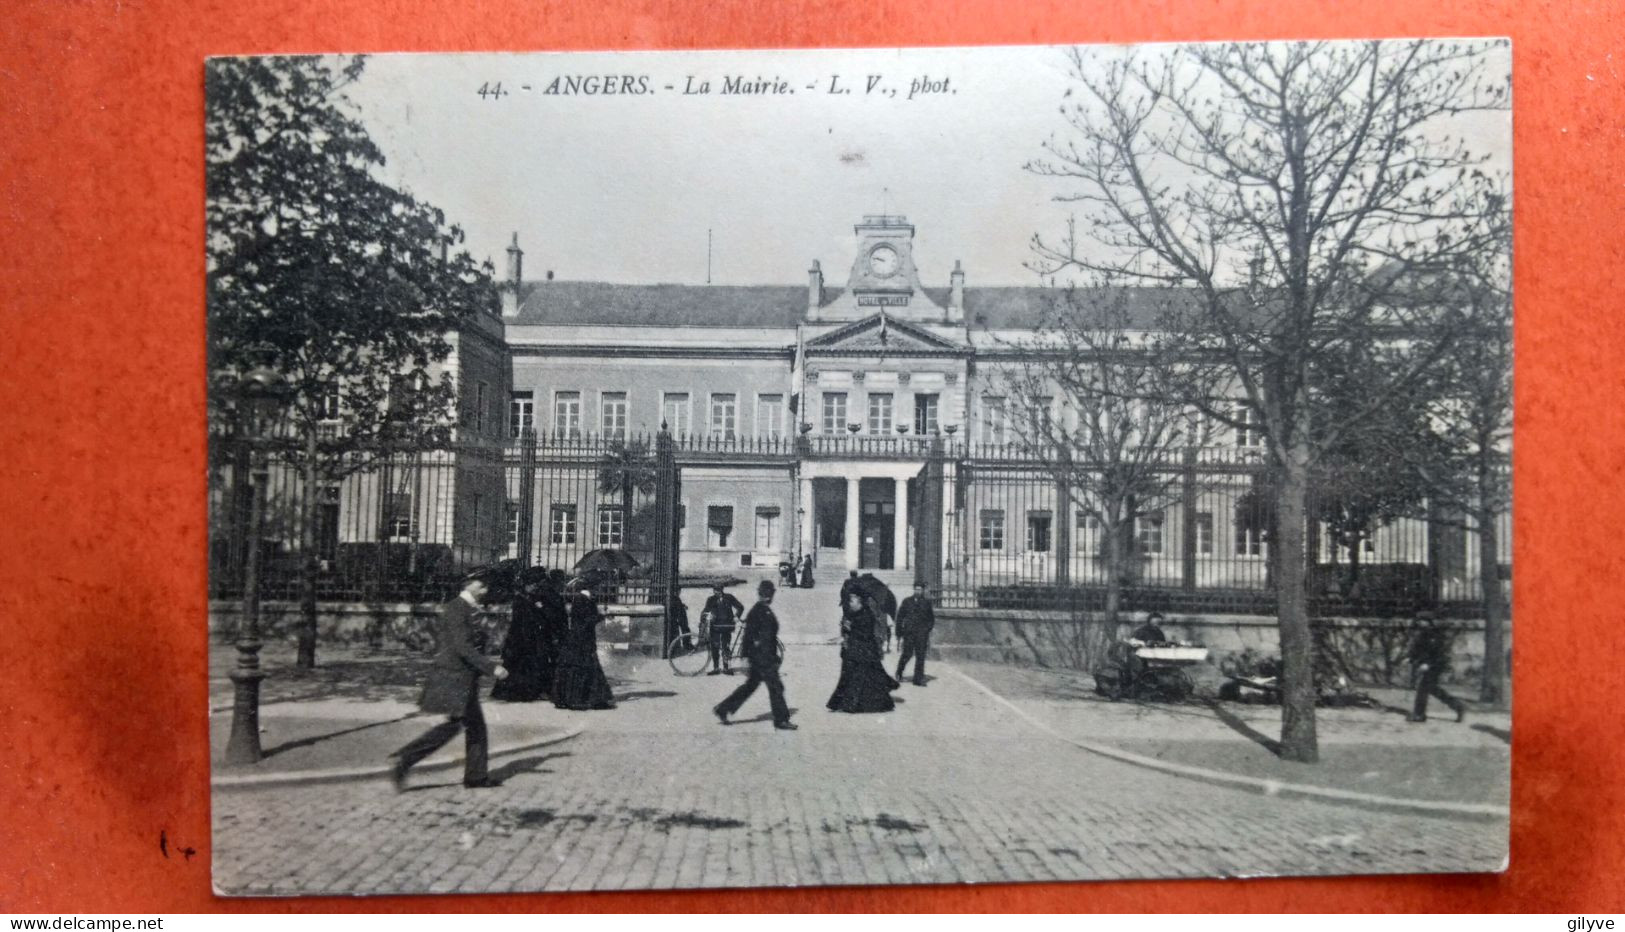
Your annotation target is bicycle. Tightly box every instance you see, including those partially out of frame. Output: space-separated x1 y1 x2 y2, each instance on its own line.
668 616 785 676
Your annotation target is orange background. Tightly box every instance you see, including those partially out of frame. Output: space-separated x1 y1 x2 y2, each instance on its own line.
2 0 1621 913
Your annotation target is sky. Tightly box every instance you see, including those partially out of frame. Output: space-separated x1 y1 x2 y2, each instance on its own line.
344 43 1511 289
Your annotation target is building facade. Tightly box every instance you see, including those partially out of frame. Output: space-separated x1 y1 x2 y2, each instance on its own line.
497 215 1507 596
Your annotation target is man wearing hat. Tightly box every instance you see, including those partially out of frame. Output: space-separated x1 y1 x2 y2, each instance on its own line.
1409 611 1467 723
701 582 746 676
713 580 795 730
894 580 936 687
390 568 508 790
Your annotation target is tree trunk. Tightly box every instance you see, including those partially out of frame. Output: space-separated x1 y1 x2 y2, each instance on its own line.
296 432 320 669
1275 451 1319 763
1477 455 1507 706
1102 503 1123 631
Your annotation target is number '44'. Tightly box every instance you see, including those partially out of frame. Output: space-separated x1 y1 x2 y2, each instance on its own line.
477 82 509 100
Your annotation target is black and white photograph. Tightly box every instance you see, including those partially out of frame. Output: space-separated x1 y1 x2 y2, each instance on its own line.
205 40 1513 895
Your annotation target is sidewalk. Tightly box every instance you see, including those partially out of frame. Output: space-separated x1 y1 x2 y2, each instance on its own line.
949 659 1511 808
208 644 581 787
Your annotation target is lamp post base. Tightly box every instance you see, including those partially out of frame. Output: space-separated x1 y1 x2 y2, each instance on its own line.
223 662 265 765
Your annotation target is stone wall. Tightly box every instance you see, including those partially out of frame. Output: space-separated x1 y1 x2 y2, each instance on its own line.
933 608 1509 688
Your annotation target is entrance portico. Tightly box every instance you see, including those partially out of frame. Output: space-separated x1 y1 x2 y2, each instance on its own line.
799 461 919 572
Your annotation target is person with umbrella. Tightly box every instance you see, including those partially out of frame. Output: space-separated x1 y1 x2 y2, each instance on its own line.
702 582 746 675
491 565 552 702
551 579 617 711
827 588 898 714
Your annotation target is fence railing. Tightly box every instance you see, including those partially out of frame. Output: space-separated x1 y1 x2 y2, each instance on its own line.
209 428 1510 618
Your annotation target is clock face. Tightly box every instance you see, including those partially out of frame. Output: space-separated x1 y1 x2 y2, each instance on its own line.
868 245 900 278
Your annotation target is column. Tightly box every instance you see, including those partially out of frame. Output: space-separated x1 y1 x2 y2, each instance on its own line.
844 476 861 571
798 477 815 557
893 476 910 572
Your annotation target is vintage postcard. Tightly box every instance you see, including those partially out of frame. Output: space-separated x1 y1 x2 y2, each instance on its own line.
206 41 1511 894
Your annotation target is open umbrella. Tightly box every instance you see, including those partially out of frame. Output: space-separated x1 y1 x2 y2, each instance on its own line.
849 573 898 618
573 548 640 578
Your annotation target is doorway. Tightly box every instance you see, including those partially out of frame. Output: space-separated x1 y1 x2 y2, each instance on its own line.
858 477 896 569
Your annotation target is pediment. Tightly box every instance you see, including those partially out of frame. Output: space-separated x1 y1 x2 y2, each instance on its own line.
805 313 965 354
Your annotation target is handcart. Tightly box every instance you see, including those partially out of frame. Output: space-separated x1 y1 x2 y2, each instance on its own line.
1094 640 1209 702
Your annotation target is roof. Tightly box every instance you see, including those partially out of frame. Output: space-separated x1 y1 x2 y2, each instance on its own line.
510 282 807 328
509 280 1215 331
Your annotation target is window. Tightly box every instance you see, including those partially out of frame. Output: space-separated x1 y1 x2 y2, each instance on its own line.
601 391 628 439
757 394 784 439
984 396 1006 445
316 486 340 562
821 392 848 434
597 506 624 546
710 393 737 439
1035 395 1055 437
662 392 690 436
1136 509 1164 554
1236 524 1265 557
510 391 535 438
707 505 735 548
1195 511 1214 555
755 506 782 550
1026 511 1053 553
317 386 341 421
867 393 893 434
549 504 577 545
914 393 939 435
554 391 582 436
1077 511 1102 554
386 491 414 538
471 382 489 432
506 502 521 545
1235 405 1265 448
979 509 1005 551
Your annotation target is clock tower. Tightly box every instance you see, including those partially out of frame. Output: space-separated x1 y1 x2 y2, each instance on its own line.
807 214 957 325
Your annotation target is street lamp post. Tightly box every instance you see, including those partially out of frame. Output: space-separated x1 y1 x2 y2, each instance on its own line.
224 353 289 766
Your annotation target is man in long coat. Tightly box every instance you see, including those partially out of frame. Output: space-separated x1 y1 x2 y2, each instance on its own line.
713 580 795 730
1410 611 1467 723
894 580 936 686
391 569 508 790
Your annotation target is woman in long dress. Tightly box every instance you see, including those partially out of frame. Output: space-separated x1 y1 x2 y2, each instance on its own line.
491 567 551 702
551 588 617 710
826 591 899 713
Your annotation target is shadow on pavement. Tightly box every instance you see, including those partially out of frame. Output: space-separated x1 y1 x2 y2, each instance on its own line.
615 690 678 703
261 713 421 759
1471 722 1512 744
490 751 573 782
1203 698 1283 757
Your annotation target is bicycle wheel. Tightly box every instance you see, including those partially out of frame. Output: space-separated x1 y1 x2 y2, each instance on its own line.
668 635 711 676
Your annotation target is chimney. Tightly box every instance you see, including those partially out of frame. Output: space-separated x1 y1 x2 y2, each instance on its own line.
807 260 823 320
501 232 524 318
948 259 965 322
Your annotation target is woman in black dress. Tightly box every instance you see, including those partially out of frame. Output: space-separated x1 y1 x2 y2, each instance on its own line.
491 566 552 702
826 591 899 713
552 587 617 710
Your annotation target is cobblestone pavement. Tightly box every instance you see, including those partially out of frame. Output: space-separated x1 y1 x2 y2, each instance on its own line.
213 583 1506 894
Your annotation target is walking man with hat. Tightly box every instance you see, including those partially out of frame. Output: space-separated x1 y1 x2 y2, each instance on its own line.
390 568 508 790
894 580 936 687
1409 611 1467 723
713 580 796 730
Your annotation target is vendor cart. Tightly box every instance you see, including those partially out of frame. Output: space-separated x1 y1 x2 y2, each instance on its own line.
1094 640 1209 702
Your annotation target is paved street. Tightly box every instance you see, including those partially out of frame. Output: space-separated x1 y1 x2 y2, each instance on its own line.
212 582 1507 894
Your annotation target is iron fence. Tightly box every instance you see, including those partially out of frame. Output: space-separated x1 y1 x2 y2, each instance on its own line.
209 427 1510 619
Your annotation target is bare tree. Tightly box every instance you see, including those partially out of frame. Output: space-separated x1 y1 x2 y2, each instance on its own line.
989 284 1203 660
1029 40 1510 761
1409 210 1512 704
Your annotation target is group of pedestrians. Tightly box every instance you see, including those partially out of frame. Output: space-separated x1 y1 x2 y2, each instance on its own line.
389 565 618 792
711 571 938 730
